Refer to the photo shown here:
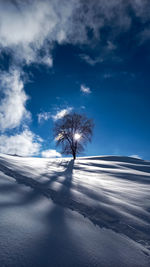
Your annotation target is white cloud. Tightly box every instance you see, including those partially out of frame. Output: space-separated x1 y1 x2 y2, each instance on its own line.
38 108 72 123
79 54 103 66
130 154 142 159
41 149 61 158
40 56 53 67
80 84 91 94
52 107 73 121
0 68 30 132
0 0 77 66
0 129 42 156
106 41 117 51
103 73 114 79
37 112 51 123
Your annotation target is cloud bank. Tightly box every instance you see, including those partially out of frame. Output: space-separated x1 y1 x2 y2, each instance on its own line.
0 129 42 156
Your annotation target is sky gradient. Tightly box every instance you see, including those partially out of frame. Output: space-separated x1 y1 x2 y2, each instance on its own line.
0 0 150 159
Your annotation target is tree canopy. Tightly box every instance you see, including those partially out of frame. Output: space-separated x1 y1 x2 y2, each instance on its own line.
54 113 94 159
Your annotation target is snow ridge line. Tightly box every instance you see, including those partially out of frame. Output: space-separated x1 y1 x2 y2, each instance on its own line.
0 162 150 254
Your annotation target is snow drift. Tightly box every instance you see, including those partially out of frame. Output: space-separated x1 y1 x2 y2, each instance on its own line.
0 153 150 266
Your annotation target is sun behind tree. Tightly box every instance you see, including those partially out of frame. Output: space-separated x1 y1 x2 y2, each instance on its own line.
54 113 94 159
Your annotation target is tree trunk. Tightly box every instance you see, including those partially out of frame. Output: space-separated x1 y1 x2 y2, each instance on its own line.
72 150 76 160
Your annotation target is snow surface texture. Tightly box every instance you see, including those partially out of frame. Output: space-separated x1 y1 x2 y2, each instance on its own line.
0 153 150 267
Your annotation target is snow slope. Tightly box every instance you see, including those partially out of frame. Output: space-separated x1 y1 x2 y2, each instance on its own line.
0 153 150 267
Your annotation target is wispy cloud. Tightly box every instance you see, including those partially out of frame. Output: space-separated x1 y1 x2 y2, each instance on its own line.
103 71 135 80
106 41 117 51
103 73 114 79
52 107 73 121
41 149 61 158
0 128 42 156
38 108 72 123
79 54 103 66
80 84 91 94
37 112 51 123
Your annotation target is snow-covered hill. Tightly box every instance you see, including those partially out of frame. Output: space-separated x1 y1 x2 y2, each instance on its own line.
0 153 150 267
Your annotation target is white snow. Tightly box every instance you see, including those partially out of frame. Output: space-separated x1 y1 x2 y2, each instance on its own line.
0 153 150 266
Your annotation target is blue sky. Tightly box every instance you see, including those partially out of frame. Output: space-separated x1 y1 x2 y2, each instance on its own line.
0 0 150 159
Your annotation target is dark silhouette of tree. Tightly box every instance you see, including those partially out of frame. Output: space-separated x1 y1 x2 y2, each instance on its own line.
54 113 94 160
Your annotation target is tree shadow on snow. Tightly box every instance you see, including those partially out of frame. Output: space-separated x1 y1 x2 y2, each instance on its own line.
27 159 88 266
0 159 75 209
0 159 90 266
33 159 86 266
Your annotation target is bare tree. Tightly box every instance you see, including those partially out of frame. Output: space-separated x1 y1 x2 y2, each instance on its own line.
54 113 94 159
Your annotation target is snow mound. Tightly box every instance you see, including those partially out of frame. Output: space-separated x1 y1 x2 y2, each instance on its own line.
0 154 150 245
0 153 150 266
